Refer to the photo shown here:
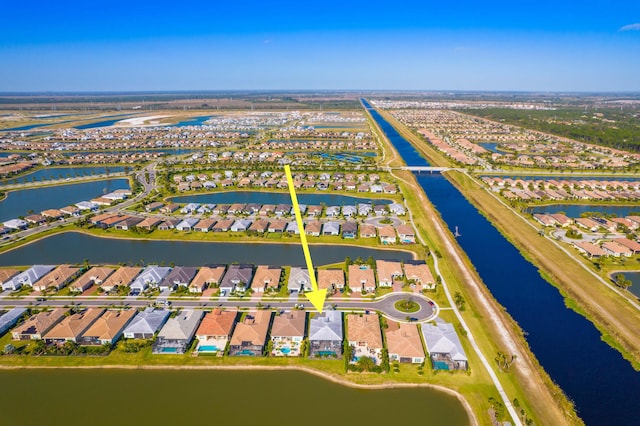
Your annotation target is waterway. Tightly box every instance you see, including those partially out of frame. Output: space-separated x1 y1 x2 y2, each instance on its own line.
362 98 640 425
621 272 640 298
0 369 469 426
2 166 125 185
0 232 414 267
0 178 129 222
171 115 212 127
170 191 392 206
530 204 639 218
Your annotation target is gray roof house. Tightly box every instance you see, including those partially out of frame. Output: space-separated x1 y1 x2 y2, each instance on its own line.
286 221 300 234
123 308 171 339
309 311 343 358
220 264 254 295
152 309 204 354
230 219 252 232
342 221 358 238
176 218 199 231
288 267 312 293
158 266 197 292
357 203 372 216
421 319 468 371
322 221 340 236
0 308 27 337
325 206 341 217
388 203 406 215
130 266 172 292
2 265 55 291
342 205 357 217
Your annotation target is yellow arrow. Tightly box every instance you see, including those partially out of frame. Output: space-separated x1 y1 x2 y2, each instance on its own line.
284 165 327 313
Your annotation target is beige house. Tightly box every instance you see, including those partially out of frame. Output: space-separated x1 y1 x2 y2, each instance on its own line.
348 264 376 293
195 309 237 355
385 321 425 364
70 267 115 292
375 260 403 287
100 267 141 292
404 261 435 290
11 308 69 340
80 309 137 346
251 265 282 293
33 265 81 292
189 266 227 293
347 313 383 364
317 269 345 294
270 310 306 357
44 308 105 344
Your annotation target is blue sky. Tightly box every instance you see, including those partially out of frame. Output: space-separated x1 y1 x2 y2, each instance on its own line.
1 0 639 92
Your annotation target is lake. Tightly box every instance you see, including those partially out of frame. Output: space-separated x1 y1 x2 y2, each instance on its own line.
620 272 640 298
170 191 393 206
2 166 125 185
0 179 129 222
171 115 212 127
0 369 469 426
530 204 639 218
363 98 640 425
0 232 414 266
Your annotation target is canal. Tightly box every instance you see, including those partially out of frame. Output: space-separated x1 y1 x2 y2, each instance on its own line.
170 191 393 206
363 98 640 425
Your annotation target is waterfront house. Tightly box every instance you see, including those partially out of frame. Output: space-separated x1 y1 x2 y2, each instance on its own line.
342 221 358 239
2 265 55 291
270 310 306 357
0 269 19 289
152 309 204 354
388 203 405 216
159 266 197 291
385 321 425 364
275 204 292 216
248 219 269 233
43 308 105 344
213 205 230 215
359 224 377 239
11 308 68 340
348 264 376 293
347 313 383 364
307 205 323 217
159 203 180 214
122 308 170 339
379 225 397 245
0 308 27 337
395 225 415 244
136 217 162 231
60 205 80 216
422 320 468 371
317 269 345 294
100 266 140 292
80 309 137 346
212 219 234 232
75 201 98 211
180 203 199 214
157 218 180 230
114 216 143 231
25 214 47 225
325 206 341 217
304 221 321 236
251 265 282 293
259 204 276 215
176 218 199 232
41 209 64 220
342 205 357 217
286 221 300 234
602 241 633 258
145 201 164 212
375 260 403 288
612 238 640 255
228 203 246 215
573 241 606 258
268 219 287 233
70 267 114 293
194 218 216 232
3 219 27 230
228 310 272 356
230 219 252 232
357 203 372 216
404 261 435 290
322 221 340 236
309 311 343 358
288 267 312 293
373 204 387 216
220 264 253 295
189 266 226 293
130 266 172 293
195 309 237 355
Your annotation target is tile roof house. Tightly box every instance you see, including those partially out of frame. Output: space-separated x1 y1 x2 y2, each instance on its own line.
288 267 312 293
123 308 171 339
309 311 343 358
11 308 69 340
100 267 140 292
176 218 200 231
359 224 377 238
322 221 340 236
396 225 416 244
0 308 27 337
189 266 226 293
388 203 406 215
212 219 234 232
136 217 162 231
270 310 306 357
33 265 81 292
0 269 19 289
268 219 287 233
285 221 301 234
80 309 137 346
130 266 172 292
152 309 205 354
195 309 237 355
159 266 198 291
348 264 376 293
229 310 272 357
342 205 357 217
346 313 383 365
404 261 435 290
194 218 217 232
422 320 468 371
251 265 282 293
317 269 345 294
385 321 425 364
342 221 358 238
248 219 269 233
375 260 404 288
44 308 105 344
304 221 322 236
379 225 397 245
70 267 115 292
220 264 253 295
2 265 55 291
230 219 252 232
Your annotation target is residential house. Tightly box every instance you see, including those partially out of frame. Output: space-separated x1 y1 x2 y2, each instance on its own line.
395 225 415 244
357 203 372 216
404 261 435 290
230 219 252 232
307 205 323 217
268 219 287 233
3 219 27 230
145 201 164 212
129 266 172 293
385 321 425 364
100 266 140 292
248 219 269 233
114 216 143 231
0 308 27 337
347 313 383 364
122 308 171 339
195 309 237 355
342 221 358 239
388 203 405 216
422 320 468 371
70 267 114 293
80 309 137 346
275 204 292 216
60 205 80 216
194 218 216 232
373 204 387 216
602 241 633 258
285 221 300 234
288 267 312 293
219 264 253 295
612 238 640 255
251 265 282 293
11 308 68 340
379 225 397 245
159 203 180 214
325 206 341 217
308 311 343 358
317 269 345 294
152 310 205 354
32 265 81 292
270 310 306 356
43 308 105 344
342 205 357 217
176 218 199 232
0 269 19 290
159 266 197 292
348 264 376 293
136 217 162 231
573 241 606 258
304 221 322 236
376 260 403 288
2 265 55 291
41 209 64 220
322 221 340 236
212 219 234 232
228 310 272 356
157 218 180 230
189 266 226 293
359 224 377 239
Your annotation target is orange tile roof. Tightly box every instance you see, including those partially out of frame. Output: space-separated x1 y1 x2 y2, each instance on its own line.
230 310 272 346
44 308 105 340
251 265 282 291
195 309 237 337
82 309 137 341
347 313 382 348
317 269 345 290
385 321 425 359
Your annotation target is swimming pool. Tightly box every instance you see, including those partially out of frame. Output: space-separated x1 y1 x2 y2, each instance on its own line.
433 360 449 370
280 347 291 354
160 347 178 353
198 345 219 352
